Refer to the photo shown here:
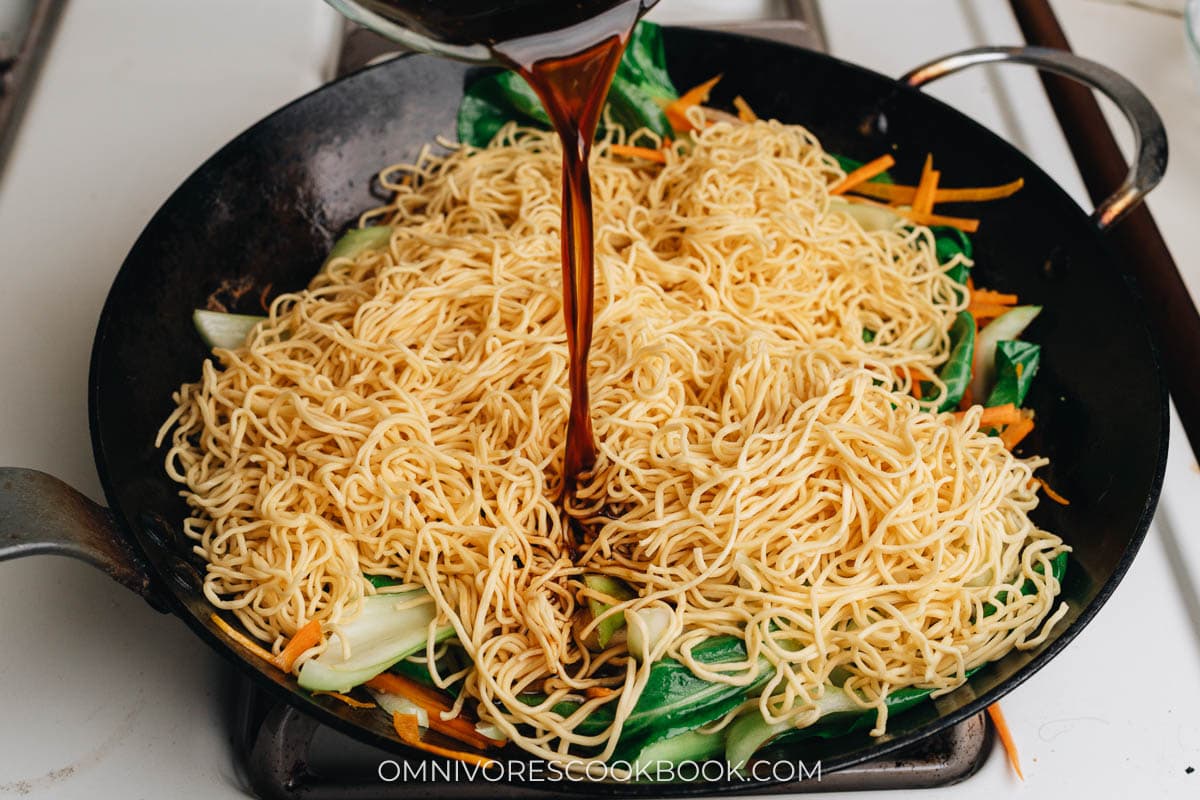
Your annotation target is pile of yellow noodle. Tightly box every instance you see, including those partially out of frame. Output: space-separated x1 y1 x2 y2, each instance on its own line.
159 119 1068 763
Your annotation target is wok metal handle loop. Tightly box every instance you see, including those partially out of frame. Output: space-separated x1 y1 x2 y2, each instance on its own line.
901 45 1166 231
0 467 155 598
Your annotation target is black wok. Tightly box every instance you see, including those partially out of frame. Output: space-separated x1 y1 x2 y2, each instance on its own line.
0 28 1168 796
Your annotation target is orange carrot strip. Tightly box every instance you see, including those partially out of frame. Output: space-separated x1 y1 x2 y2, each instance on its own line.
914 211 980 233
392 713 496 768
845 182 914 203
1001 417 1036 449
427 716 501 751
210 613 275 664
895 365 934 399
1036 477 1071 505
934 178 1024 203
609 144 667 164
732 95 758 122
843 196 980 233
910 365 936 382
585 686 616 699
830 154 896 195
846 178 1024 204
987 703 1024 780
968 302 1014 321
271 618 322 672
367 674 504 749
367 673 453 712
665 74 722 131
955 403 1021 427
972 289 1020 305
958 384 974 411
312 691 376 709
912 154 940 217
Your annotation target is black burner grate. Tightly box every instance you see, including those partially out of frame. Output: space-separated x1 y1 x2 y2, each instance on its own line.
231 678 991 799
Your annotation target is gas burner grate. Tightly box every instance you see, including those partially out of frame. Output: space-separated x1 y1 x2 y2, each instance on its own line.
231 677 991 799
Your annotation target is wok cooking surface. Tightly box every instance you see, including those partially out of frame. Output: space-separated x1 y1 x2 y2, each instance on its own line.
83 25 1164 795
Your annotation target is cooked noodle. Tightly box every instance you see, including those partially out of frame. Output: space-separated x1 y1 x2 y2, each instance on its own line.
158 120 1067 761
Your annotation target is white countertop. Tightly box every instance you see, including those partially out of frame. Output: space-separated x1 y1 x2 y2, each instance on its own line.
0 1 1197 797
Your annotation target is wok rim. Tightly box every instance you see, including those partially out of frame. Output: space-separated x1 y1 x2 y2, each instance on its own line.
86 28 1168 794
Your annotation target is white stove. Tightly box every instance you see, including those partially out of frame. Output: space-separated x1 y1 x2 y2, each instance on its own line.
0 1 1197 797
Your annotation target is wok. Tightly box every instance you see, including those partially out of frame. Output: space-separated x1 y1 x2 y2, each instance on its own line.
0 28 1168 796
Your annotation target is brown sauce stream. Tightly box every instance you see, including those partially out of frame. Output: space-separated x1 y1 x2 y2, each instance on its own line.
353 0 653 489
500 13 640 487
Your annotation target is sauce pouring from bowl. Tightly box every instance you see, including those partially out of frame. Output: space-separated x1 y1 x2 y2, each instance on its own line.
325 0 660 490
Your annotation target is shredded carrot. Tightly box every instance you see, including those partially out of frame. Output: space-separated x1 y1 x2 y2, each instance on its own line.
843 196 980 233
933 178 1024 203
367 673 503 749
609 144 667 164
1036 477 1071 505
845 177 1025 205
1001 417 1036 449
392 713 496 768
987 703 1024 780
830 154 896 195
955 403 1021 427
1015 362 1025 379
312 691 376 709
732 95 758 122
972 289 1019 305
914 211 980 233
429 715 499 750
968 301 1013 322
895 365 933 399
585 686 616 699
271 618 322 672
367 673 453 711
958 384 974 411
665 74 722 131
210 613 276 663
911 154 940 217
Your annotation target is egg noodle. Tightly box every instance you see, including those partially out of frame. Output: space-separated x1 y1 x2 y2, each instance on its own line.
158 119 1068 762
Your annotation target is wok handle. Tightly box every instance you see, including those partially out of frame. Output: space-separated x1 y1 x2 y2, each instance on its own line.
0 467 156 600
900 45 1166 230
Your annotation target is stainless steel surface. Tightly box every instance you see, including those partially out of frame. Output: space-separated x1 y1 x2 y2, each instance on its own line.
0 467 151 596
902 45 1167 230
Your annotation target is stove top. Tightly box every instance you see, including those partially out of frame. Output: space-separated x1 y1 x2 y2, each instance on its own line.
3 2 1197 799
231 678 990 798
